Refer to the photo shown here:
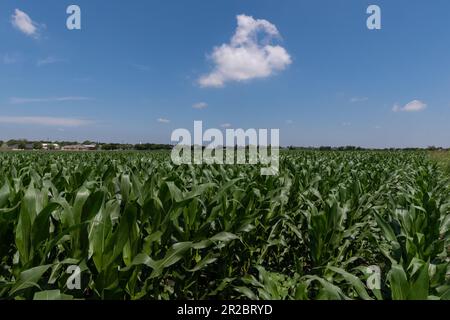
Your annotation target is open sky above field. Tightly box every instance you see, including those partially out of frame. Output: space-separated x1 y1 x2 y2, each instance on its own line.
1 0 450 147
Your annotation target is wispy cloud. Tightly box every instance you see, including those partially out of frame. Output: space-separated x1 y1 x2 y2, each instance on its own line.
10 96 92 104
157 118 170 123
220 123 232 128
199 14 292 88
392 100 427 112
286 120 293 124
37 56 66 67
0 116 94 127
2 53 19 64
350 97 368 103
11 9 40 38
193 102 208 109
130 63 150 72
341 122 351 127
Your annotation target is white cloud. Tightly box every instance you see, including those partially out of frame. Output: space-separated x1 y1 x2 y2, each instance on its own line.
220 123 232 128
350 97 368 103
199 14 292 88
286 120 293 124
393 100 427 112
10 96 92 104
11 9 39 38
37 57 65 67
193 102 208 109
0 116 93 127
157 118 170 123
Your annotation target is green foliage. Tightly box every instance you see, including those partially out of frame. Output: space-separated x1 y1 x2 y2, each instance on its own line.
0 151 448 300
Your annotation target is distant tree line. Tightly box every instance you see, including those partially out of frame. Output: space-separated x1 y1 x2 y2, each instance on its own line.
1 139 448 152
100 143 172 151
0 139 173 151
286 146 450 151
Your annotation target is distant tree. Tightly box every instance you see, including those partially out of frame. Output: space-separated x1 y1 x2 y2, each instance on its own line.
7 139 27 146
134 143 172 151
33 142 43 150
58 141 79 147
101 143 121 150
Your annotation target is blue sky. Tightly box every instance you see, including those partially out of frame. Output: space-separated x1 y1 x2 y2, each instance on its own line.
1 0 450 147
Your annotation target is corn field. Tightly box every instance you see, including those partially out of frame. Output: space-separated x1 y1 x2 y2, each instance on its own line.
0 151 449 300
